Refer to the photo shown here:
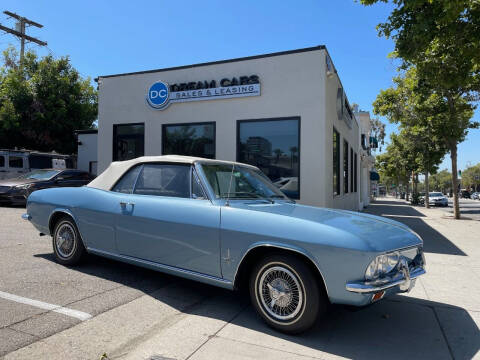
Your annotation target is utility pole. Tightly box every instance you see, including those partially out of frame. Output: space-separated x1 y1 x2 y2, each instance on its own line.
0 10 47 65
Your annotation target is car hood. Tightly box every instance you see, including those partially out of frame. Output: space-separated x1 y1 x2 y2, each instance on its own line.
0 178 37 187
229 201 422 252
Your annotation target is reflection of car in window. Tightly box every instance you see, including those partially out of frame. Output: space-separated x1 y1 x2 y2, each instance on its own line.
273 177 299 198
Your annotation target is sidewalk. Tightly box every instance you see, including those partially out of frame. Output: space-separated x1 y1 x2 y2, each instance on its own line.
4 198 479 360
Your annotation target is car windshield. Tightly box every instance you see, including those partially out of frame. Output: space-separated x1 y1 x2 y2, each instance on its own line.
429 192 443 197
200 163 289 201
17 169 60 180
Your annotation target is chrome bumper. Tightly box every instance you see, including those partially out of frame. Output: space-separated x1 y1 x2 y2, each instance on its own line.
21 213 31 221
346 264 426 294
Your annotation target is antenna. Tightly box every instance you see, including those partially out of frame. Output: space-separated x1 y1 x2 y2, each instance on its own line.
225 163 235 207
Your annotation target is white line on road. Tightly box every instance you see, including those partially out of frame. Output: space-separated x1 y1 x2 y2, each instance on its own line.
0 290 92 321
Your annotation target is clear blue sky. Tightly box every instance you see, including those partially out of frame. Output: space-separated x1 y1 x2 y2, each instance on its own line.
1 0 478 171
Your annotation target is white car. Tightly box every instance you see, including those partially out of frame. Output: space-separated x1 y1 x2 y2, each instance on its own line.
427 192 449 207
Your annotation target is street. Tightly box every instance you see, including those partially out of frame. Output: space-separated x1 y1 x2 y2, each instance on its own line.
0 199 479 360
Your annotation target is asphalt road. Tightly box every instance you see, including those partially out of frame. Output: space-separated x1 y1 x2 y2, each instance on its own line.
1 200 478 359
0 205 227 356
442 197 480 220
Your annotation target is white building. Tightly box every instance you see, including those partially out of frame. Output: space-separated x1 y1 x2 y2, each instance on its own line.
96 46 368 210
75 130 98 175
354 110 375 208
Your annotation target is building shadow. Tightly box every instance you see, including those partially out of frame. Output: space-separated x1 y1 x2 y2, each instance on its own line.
31 252 480 360
364 201 466 256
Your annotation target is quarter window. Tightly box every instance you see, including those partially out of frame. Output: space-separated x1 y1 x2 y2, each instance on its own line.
133 164 190 198
112 165 142 194
113 123 145 161
237 118 300 199
163 122 215 159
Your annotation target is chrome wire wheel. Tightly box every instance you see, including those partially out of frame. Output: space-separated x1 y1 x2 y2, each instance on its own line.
55 222 77 259
258 265 304 321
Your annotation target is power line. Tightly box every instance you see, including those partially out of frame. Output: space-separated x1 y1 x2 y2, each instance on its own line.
0 10 47 65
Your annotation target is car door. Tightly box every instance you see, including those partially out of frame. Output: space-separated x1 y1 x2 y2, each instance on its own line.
113 163 222 277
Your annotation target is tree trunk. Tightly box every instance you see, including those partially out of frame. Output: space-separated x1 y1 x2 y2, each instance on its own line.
425 171 430 208
451 144 460 219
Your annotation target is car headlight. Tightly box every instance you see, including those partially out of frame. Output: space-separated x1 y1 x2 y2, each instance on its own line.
365 251 400 281
14 184 33 190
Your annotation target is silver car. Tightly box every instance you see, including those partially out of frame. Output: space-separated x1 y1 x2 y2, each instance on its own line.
428 192 449 207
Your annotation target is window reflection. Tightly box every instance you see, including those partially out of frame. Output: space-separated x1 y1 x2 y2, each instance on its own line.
163 122 215 159
113 124 145 161
238 118 300 199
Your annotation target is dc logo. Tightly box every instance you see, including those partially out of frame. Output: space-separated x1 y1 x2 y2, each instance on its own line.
147 81 169 109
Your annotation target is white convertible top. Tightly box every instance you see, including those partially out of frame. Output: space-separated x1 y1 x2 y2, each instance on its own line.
87 155 257 191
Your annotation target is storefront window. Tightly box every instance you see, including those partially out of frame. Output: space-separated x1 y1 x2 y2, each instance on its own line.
350 147 354 192
162 122 215 159
343 140 349 194
237 117 300 199
113 123 145 161
333 128 340 196
354 152 358 192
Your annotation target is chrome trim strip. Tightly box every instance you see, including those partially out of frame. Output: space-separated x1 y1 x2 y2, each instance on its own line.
232 244 330 297
346 266 426 294
87 247 234 289
21 213 31 221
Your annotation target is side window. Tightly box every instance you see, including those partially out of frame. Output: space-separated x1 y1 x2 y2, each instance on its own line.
9 156 24 168
111 165 142 194
134 164 190 198
0 156 5 168
192 169 206 200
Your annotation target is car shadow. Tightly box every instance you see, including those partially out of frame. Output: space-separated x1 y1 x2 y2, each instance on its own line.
34 252 478 360
364 200 466 256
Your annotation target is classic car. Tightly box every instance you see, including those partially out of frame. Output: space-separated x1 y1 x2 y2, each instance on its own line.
22 156 426 334
0 169 94 205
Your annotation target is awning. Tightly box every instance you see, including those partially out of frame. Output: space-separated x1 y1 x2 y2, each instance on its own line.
370 171 380 181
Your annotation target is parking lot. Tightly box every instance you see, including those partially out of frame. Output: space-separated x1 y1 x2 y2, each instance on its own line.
1 199 479 360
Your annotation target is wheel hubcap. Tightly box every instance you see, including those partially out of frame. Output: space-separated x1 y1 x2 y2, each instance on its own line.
56 223 76 258
258 266 303 321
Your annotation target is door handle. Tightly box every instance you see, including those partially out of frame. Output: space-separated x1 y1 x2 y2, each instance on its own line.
120 201 135 209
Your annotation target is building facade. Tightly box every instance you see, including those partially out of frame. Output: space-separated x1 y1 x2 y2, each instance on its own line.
76 129 98 175
96 46 364 210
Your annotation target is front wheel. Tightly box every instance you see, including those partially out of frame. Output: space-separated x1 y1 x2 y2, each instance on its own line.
249 254 326 334
52 216 86 265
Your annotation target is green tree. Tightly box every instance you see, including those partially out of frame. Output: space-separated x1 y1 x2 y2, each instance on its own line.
429 169 452 194
0 47 97 154
461 163 480 191
373 68 448 207
360 0 480 218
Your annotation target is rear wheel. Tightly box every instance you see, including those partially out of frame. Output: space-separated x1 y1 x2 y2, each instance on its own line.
249 254 326 334
52 216 86 265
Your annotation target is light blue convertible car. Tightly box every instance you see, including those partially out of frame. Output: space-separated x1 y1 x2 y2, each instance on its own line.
23 156 426 333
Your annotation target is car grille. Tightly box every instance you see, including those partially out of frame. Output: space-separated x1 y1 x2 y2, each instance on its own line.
0 186 11 193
